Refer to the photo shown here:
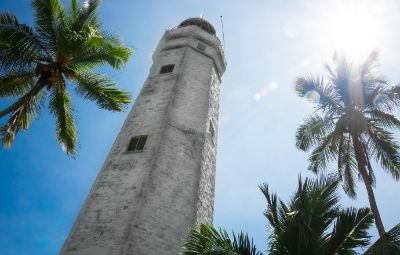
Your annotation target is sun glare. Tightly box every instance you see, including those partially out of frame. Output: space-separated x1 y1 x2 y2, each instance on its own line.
316 0 390 62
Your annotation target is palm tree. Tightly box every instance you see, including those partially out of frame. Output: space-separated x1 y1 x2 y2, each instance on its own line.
294 51 400 236
262 176 373 255
0 0 133 156
183 176 400 255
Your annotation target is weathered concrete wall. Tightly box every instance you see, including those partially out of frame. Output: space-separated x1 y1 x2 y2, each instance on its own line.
60 24 226 255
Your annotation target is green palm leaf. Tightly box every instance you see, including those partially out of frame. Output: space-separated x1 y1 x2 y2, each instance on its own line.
0 12 49 70
32 0 66 54
0 0 132 155
367 109 400 131
363 224 400 255
73 71 130 111
325 208 373 255
337 134 358 198
296 114 336 151
0 70 37 97
295 75 342 115
74 0 100 29
69 34 133 70
1 90 45 147
308 130 341 172
366 124 400 179
49 84 77 156
183 224 263 255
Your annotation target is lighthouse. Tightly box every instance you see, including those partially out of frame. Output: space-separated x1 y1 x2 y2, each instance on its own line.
61 18 226 255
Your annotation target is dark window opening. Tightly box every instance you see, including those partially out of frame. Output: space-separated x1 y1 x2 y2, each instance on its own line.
159 64 175 74
127 135 148 152
197 43 206 52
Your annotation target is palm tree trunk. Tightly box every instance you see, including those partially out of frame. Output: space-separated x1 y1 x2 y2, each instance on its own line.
351 134 386 237
0 82 45 119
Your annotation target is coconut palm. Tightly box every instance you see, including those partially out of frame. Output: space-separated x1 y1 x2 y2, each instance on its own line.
263 176 375 255
294 51 400 236
183 176 400 255
0 0 133 156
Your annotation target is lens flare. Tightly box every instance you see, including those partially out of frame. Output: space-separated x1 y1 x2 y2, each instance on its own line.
372 92 389 107
304 90 321 104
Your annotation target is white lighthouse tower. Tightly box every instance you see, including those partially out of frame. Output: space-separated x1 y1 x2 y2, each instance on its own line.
60 18 226 255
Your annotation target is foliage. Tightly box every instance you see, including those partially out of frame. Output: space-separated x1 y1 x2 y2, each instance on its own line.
184 224 262 255
363 223 400 254
0 0 133 156
295 51 400 193
183 176 400 254
261 175 373 255
294 51 400 235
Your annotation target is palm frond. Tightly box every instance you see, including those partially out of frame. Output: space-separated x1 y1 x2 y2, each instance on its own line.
293 175 340 233
70 0 78 23
57 1 102 56
363 85 400 112
325 207 373 255
232 232 263 255
0 12 49 70
0 82 45 119
74 0 101 30
96 34 133 69
360 50 379 77
360 50 388 96
0 69 37 97
183 224 263 255
296 114 336 151
384 85 400 110
367 124 400 180
32 0 66 54
69 34 133 70
367 110 400 131
1 90 45 147
260 183 292 255
260 183 284 236
263 176 341 255
307 129 342 173
363 223 400 255
48 84 77 156
337 134 358 198
295 75 342 114
73 71 130 111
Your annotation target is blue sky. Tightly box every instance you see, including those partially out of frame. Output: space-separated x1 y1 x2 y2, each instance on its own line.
1 0 400 254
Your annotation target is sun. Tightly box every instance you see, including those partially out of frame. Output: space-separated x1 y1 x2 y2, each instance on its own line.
316 0 390 62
